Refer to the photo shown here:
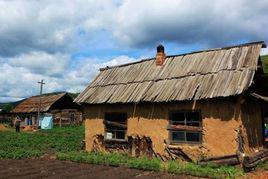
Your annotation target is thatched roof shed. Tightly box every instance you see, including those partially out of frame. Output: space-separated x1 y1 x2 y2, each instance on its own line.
12 93 69 113
75 41 266 104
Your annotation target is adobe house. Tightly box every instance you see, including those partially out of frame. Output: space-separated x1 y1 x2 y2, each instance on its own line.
75 41 268 163
12 93 82 126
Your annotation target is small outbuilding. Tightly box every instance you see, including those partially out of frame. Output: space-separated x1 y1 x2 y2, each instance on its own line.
75 41 268 163
12 93 82 126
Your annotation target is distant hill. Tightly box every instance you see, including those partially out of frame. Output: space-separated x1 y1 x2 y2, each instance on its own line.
261 55 268 74
0 100 24 108
0 99 25 113
68 93 80 100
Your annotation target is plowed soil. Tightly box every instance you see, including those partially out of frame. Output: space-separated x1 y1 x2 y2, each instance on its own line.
0 159 196 179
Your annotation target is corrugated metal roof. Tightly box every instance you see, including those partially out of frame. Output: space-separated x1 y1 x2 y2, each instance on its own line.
12 93 66 113
75 41 265 104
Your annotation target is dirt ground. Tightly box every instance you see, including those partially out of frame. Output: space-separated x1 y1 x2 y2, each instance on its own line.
1 158 268 178
0 124 8 131
0 158 196 179
246 170 268 179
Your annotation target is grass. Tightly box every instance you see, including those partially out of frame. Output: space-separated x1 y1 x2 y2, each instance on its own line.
167 161 243 178
261 55 268 74
57 151 163 171
57 151 244 178
0 126 244 178
0 126 84 159
128 157 162 171
255 160 268 171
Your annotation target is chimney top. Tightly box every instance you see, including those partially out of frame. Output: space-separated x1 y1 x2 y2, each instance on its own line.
157 44 164 53
156 44 166 66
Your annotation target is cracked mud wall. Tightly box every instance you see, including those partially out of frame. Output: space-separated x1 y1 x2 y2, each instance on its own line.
83 106 105 151
201 99 241 157
83 97 263 160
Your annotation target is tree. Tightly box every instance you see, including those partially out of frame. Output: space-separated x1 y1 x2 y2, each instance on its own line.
2 104 14 113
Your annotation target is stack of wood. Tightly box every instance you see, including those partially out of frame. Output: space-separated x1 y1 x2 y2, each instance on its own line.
165 144 193 162
129 136 154 158
198 154 240 166
92 135 105 152
243 150 268 169
92 134 155 158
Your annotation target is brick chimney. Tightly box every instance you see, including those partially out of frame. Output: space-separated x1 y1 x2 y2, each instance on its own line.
156 44 166 66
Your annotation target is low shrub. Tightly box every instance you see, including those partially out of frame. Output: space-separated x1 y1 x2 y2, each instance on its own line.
57 151 129 167
57 152 162 171
0 148 43 159
127 157 163 171
167 161 243 178
57 151 244 178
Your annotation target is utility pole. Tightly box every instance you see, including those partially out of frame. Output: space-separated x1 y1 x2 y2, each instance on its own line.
37 80 45 127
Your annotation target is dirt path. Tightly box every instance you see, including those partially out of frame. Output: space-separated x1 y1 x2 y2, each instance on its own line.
245 170 268 179
0 159 195 179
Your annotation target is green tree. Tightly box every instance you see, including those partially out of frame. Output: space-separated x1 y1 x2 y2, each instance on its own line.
2 104 14 113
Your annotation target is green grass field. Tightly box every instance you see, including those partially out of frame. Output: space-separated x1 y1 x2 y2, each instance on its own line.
261 55 268 74
0 126 84 159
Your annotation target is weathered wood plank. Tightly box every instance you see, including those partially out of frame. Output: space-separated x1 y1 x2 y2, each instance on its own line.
75 43 263 104
167 124 202 132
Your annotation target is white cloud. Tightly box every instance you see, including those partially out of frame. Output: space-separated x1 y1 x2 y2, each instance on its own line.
0 0 116 56
1 0 268 102
112 0 268 47
96 55 135 68
1 0 268 57
9 51 69 77
261 48 268 55
0 52 137 102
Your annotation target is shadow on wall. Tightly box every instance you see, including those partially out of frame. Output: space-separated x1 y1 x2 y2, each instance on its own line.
83 97 242 122
241 100 263 150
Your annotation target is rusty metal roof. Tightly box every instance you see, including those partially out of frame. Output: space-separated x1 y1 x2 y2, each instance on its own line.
12 93 66 113
75 41 265 104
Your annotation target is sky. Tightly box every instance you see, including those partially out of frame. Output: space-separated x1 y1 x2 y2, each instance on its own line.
0 0 268 102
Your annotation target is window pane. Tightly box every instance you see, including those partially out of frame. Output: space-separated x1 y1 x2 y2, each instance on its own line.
186 112 199 122
186 132 200 142
116 130 126 140
172 121 185 125
171 112 185 124
105 113 127 124
172 131 185 142
105 113 127 140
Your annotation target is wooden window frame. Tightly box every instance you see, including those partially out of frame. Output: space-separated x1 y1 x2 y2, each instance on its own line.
104 112 128 142
168 110 202 144
69 112 75 122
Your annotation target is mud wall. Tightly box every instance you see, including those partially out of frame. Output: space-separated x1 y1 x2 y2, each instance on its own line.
83 97 263 160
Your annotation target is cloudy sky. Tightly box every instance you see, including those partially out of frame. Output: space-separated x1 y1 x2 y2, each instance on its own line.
0 0 268 102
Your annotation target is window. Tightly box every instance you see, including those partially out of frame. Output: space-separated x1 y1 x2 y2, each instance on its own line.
104 113 127 141
69 112 75 122
169 111 202 144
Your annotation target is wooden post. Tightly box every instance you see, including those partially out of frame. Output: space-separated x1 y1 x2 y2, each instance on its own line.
37 80 45 127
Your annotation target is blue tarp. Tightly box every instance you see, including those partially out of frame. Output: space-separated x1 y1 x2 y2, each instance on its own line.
40 115 53 129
